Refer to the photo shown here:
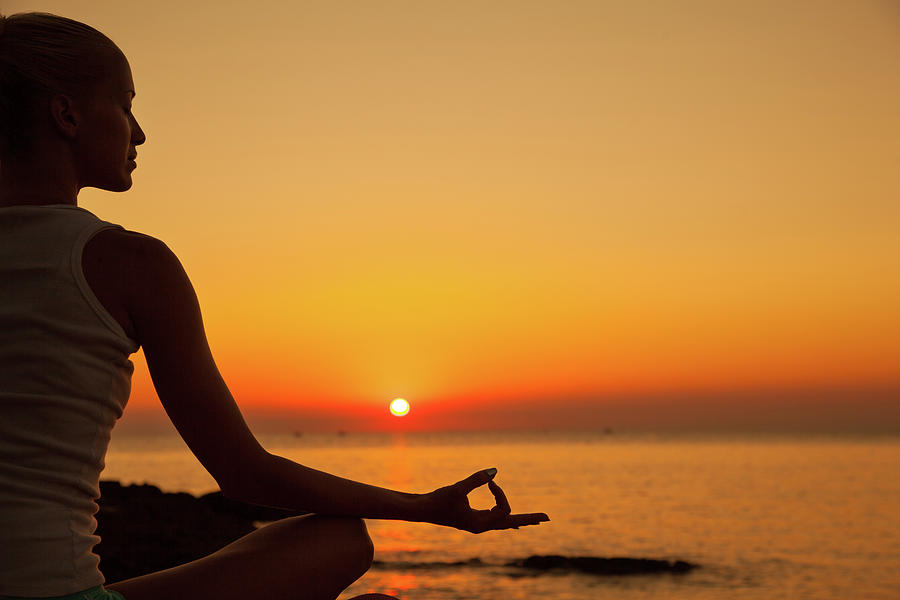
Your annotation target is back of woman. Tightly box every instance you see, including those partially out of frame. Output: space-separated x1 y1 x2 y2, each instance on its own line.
0 205 137 596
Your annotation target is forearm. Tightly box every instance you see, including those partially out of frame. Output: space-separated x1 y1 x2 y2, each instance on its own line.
228 451 430 522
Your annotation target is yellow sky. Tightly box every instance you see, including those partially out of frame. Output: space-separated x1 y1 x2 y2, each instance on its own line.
7 0 900 430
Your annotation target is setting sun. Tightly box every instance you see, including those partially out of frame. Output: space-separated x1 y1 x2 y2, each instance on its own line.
389 398 410 417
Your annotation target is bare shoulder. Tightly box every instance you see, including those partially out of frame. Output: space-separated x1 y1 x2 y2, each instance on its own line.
88 228 178 267
83 229 193 345
88 228 189 290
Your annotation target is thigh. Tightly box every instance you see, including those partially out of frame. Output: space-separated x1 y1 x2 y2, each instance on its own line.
107 514 372 600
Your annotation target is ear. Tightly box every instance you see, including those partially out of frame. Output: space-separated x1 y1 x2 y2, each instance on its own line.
48 94 81 140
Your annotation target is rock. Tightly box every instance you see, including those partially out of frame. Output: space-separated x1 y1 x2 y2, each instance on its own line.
95 480 302 583
371 558 485 570
508 555 697 575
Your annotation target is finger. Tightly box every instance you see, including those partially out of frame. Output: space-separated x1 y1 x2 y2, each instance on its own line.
501 512 550 529
488 480 511 515
456 468 497 494
467 509 549 534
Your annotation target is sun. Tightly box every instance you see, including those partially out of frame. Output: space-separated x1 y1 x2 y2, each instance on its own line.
389 398 410 417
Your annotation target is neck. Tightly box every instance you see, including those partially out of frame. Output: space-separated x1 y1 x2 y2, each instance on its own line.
0 151 80 208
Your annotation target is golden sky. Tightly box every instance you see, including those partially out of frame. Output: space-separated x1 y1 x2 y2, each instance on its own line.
8 0 900 431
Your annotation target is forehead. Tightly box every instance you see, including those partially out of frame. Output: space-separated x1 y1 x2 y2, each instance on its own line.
95 48 135 96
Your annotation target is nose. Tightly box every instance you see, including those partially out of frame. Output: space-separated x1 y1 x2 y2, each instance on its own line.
131 114 146 147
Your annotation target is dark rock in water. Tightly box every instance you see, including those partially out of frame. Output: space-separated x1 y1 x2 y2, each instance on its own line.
509 555 697 575
372 558 485 570
372 555 697 576
95 480 303 583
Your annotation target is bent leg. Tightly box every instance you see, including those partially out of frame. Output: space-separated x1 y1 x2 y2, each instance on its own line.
108 514 374 600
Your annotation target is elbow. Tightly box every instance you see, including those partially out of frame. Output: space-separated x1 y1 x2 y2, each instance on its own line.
215 449 273 504
218 477 246 502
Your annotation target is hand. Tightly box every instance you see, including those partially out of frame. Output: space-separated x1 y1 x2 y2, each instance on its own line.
420 469 550 534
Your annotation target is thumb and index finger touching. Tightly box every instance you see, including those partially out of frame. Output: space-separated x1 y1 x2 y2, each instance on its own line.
456 468 550 524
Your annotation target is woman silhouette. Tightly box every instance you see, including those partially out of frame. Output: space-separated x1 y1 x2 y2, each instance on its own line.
0 12 548 600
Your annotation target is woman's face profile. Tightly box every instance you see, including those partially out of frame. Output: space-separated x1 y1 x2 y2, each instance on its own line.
75 50 146 193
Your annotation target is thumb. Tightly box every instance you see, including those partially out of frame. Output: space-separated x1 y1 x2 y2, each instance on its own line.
456 468 498 494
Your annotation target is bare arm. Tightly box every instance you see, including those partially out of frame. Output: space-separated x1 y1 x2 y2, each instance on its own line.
123 233 548 531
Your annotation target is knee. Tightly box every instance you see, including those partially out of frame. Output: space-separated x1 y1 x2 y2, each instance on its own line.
334 517 374 576
300 515 373 579
274 515 374 591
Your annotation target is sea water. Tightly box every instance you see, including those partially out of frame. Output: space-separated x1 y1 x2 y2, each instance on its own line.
103 431 900 600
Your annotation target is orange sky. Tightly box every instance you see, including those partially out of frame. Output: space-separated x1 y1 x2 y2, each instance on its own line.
8 0 900 431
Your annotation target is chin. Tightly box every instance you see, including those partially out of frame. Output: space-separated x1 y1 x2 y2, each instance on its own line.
100 175 134 193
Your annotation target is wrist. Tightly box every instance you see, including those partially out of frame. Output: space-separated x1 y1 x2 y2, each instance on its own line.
404 492 434 523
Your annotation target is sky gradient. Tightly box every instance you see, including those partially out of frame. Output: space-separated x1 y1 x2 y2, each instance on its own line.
8 0 900 431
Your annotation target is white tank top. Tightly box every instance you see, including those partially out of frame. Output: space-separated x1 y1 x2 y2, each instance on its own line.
0 204 138 596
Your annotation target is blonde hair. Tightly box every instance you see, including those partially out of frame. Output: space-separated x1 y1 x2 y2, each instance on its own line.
0 12 122 155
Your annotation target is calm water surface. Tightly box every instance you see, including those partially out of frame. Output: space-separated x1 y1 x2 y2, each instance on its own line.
104 431 900 600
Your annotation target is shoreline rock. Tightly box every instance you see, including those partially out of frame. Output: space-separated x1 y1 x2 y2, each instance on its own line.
96 480 303 582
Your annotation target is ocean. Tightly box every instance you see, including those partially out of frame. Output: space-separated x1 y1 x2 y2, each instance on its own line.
103 431 900 600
